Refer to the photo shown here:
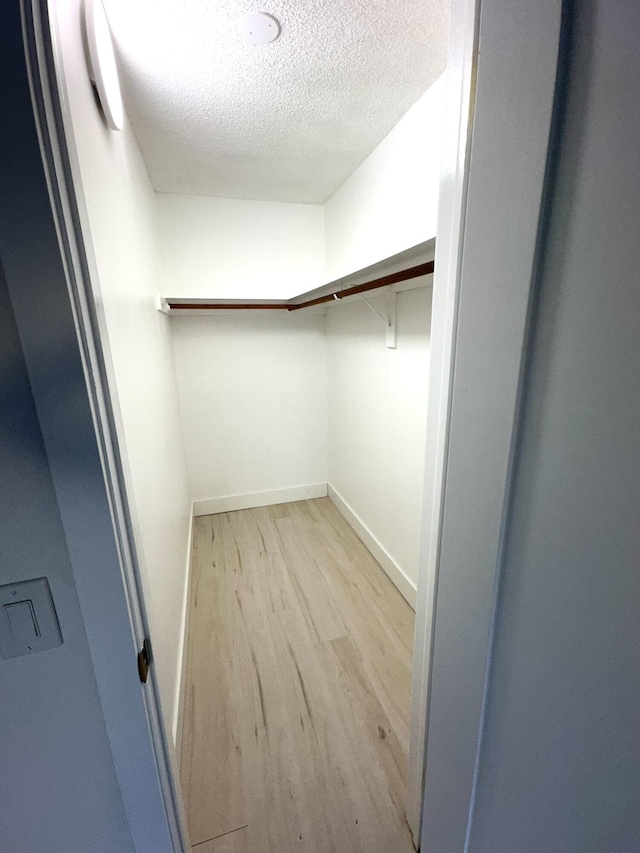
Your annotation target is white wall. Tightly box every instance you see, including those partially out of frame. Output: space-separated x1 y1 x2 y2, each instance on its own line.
324 75 446 282
52 0 192 738
158 194 324 299
171 313 327 511
159 82 443 602
326 282 432 599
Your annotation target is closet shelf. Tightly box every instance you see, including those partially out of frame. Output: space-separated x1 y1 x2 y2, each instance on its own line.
161 260 434 314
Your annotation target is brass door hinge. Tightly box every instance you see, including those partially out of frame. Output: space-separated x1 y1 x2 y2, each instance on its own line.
137 638 151 683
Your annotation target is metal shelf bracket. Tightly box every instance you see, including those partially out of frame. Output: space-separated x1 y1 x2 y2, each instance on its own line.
362 288 397 348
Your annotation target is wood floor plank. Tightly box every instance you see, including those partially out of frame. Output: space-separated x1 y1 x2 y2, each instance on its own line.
274 515 347 642
327 635 412 840
272 504 414 746
181 498 416 853
300 515 414 745
180 515 246 844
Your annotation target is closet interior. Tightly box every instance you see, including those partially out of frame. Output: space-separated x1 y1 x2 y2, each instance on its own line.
49 1 450 850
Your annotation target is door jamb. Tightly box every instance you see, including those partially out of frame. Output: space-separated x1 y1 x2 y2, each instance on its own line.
416 0 564 848
24 0 484 846
406 0 480 840
20 2 190 850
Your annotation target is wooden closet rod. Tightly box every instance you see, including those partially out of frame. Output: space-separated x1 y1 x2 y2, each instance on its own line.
288 261 434 310
166 302 290 310
165 261 434 312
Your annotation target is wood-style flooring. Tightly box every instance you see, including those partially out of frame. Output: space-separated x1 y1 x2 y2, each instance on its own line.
179 498 415 853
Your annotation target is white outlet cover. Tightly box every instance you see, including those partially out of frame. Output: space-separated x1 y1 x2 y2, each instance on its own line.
237 12 281 44
0 577 62 659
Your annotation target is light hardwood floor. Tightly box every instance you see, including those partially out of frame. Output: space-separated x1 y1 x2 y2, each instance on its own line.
180 498 416 853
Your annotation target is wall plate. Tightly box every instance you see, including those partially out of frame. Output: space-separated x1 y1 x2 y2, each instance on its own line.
0 577 63 659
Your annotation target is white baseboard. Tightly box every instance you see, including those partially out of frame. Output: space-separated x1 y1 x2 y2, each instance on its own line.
193 483 328 517
328 484 417 610
172 506 194 750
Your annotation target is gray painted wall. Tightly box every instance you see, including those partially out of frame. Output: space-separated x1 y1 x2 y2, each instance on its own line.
469 2 640 849
0 6 135 849
0 261 134 852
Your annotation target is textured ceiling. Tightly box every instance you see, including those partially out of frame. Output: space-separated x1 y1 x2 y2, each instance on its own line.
102 0 449 203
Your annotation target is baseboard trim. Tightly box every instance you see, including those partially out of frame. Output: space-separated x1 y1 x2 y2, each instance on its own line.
328 484 417 610
172 506 194 754
193 483 328 517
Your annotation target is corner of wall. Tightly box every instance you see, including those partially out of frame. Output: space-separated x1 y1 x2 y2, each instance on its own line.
328 485 417 609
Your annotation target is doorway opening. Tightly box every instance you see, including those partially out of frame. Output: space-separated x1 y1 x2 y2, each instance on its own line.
41 0 460 850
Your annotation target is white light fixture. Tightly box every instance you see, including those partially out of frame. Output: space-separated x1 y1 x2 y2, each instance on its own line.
84 0 124 131
237 11 281 44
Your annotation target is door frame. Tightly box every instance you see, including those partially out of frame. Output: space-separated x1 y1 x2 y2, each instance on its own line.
19 2 189 851
23 0 481 847
19 0 564 850
411 0 564 848
406 0 480 838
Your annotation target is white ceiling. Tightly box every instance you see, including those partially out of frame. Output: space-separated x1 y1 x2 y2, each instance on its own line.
102 0 449 204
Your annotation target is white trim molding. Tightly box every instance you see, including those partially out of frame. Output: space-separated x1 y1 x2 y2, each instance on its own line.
172 507 194 748
328 484 417 609
20 2 189 849
418 0 564 850
406 0 479 839
193 483 328 517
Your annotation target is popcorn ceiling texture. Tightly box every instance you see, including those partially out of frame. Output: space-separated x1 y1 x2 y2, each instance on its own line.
102 0 449 203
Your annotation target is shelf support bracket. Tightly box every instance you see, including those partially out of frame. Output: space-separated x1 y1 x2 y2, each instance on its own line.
362 288 397 349
361 295 387 324
386 289 397 349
